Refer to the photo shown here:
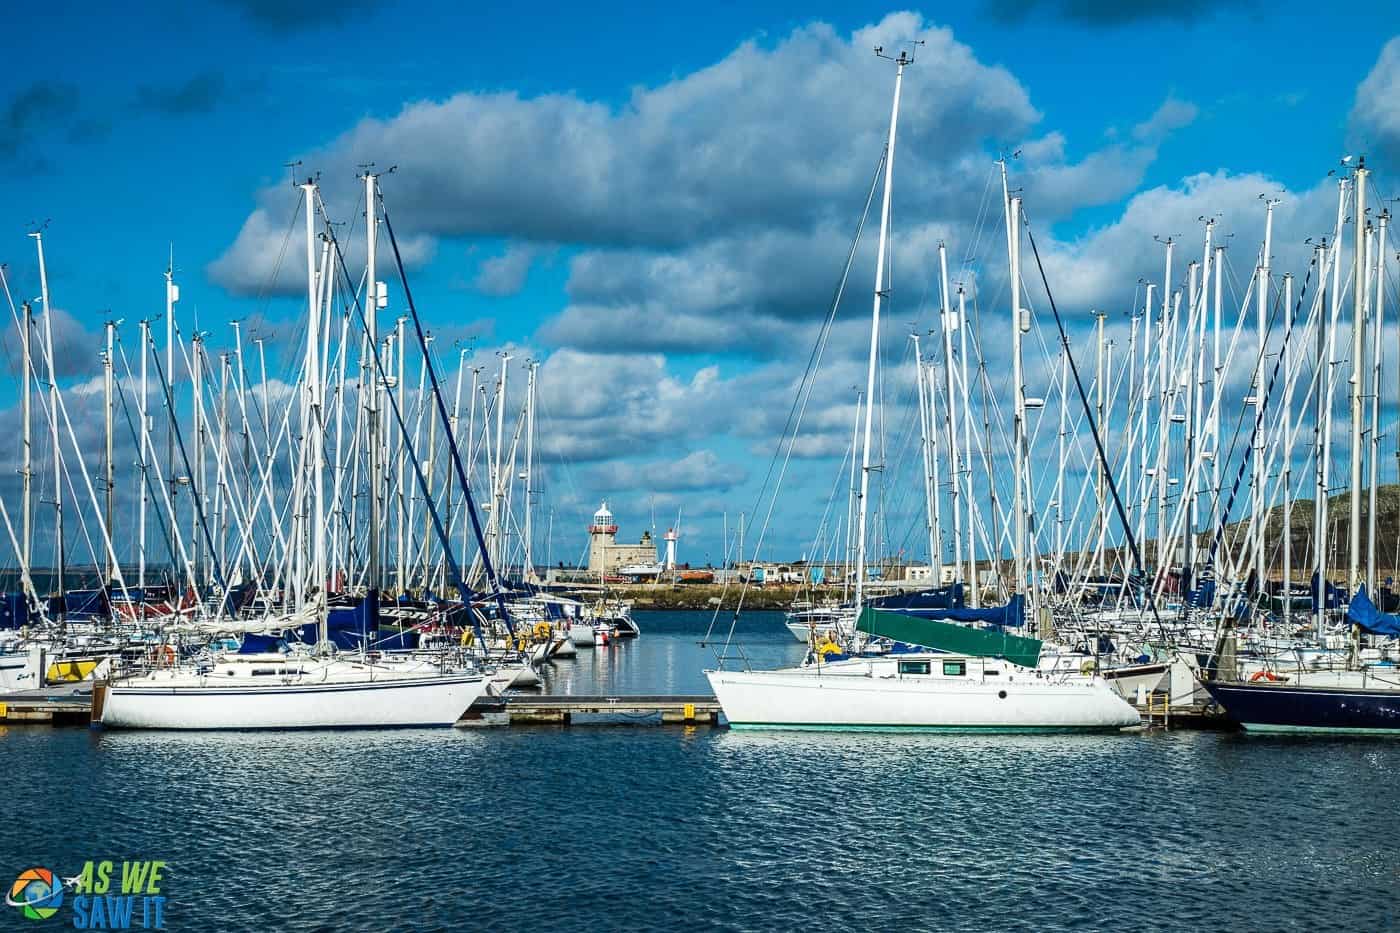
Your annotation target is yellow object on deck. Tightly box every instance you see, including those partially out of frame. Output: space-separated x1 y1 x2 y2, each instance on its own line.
47 659 98 684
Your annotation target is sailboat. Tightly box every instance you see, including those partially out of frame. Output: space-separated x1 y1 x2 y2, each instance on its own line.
1199 160 1400 733
93 176 502 730
707 45 1139 733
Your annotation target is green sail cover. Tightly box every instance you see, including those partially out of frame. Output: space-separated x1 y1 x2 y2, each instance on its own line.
857 608 1043 668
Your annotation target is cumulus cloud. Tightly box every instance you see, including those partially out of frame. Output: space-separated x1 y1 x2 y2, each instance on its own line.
2 308 106 381
590 450 748 494
473 244 547 297
1030 170 1337 314
1351 38 1400 164
210 14 1042 295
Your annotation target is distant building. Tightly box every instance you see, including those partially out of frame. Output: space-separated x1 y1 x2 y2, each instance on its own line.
587 502 658 574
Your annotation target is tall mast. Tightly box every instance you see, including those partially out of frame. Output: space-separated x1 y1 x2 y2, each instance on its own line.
20 299 31 583
912 333 938 578
191 333 204 586
1093 310 1106 576
364 171 382 593
1007 194 1027 603
1349 162 1368 594
492 351 510 573
958 286 977 607
523 359 538 583
845 390 861 602
938 243 962 583
1157 238 1173 573
1252 200 1275 590
1138 283 1155 569
1194 221 1214 581
420 334 437 588
1183 259 1199 576
445 347 467 590
1314 240 1330 639
1210 247 1224 585
463 367 480 571
395 315 407 591
1282 272 1294 628
855 43 912 611
138 318 149 592
103 319 116 584
165 253 178 571
31 232 63 610
301 179 326 621
1367 210 1387 593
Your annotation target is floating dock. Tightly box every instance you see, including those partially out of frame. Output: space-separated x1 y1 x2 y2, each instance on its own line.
0 688 1222 730
460 694 724 727
0 685 93 726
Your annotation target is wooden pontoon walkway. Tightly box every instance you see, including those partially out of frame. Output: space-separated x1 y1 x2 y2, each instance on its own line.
460 694 724 727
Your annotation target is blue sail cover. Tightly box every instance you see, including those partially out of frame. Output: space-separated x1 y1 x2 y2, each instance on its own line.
0 592 28 629
1187 578 1216 608
1347 586 1400 637
866 583 965 611
1311 572 1346 611
882 593 1024 628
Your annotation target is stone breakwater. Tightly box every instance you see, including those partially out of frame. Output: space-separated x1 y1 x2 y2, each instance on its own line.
610 584 830 611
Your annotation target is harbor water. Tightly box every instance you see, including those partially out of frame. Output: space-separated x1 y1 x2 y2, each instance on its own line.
4 611 1400 931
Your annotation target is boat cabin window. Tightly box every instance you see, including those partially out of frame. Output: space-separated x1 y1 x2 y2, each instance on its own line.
898 661 931 676
942 661 967 677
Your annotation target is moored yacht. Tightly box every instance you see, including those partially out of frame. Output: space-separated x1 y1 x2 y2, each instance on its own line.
94 649 490 729
707 653 1140 731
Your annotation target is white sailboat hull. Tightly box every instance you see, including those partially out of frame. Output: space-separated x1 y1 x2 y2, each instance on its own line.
707 664 1139 731
97 673 490 730
784 621 838 643
568 624 596 648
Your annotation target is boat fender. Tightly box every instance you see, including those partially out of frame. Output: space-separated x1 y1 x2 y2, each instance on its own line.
1079 660 1097 675
460 630 475 647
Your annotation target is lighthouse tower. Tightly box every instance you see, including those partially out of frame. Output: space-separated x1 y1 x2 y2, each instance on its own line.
587 502 618 572
663 528 678 570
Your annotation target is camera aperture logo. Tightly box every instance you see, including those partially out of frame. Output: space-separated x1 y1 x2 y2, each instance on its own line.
7 861 168 929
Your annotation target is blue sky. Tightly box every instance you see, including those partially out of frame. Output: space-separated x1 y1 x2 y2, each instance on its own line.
4 1 1400 571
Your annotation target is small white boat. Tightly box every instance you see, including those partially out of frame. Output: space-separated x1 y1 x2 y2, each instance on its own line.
569 623 596 648
594 623 613 647
783 606 855 643
707 653 1140 731
0 643 46 692
95 653 490 729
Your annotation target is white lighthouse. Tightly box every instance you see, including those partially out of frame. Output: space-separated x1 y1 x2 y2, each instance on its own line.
587 501 658 574
663 528 678 570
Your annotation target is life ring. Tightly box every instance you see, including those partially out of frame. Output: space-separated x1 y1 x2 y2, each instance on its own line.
1249 670 1281 683
533 621 552 641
